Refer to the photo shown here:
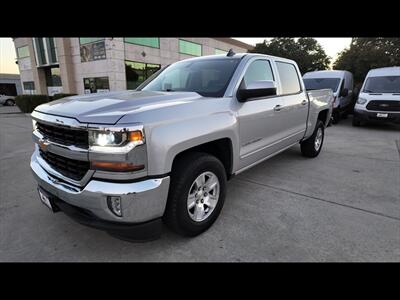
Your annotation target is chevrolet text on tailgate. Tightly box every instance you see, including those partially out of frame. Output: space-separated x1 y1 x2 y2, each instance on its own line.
31 52 333 241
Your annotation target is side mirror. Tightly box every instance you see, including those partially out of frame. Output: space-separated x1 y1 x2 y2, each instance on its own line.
237 80 277 102
340 88 348 97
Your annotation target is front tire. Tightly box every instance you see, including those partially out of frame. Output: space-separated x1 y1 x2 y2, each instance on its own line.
163 152 227 237
300 120 325 158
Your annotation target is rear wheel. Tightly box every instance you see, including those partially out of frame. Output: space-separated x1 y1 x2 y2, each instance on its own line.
5 99 14 106
300 120 325 158
163 152 227 237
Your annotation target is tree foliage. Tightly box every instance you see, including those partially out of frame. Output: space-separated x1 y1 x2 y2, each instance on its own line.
250 38 331 74
333 38 400 86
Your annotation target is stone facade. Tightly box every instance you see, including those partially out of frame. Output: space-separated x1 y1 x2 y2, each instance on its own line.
13 38 253 96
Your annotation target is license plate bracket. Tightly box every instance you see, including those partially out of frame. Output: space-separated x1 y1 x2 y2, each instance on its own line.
37 187 57 212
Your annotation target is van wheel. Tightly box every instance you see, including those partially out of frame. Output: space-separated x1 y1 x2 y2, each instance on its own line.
163 152 227 237
300 120 324 158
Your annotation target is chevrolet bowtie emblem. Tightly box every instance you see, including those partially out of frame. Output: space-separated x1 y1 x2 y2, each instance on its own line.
38 139 50 152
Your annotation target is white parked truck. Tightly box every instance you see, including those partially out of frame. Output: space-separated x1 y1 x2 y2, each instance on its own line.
30 52 333 240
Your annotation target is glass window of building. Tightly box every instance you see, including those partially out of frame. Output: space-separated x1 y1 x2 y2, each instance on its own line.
83 77 110 94
46 38 58 64
125 61 161 89
79 38 106 62
17 46 30 58
179 39 202 56
124 38 160 48
44 67 62 87
33 38 58 66
276 62 301 94
33 38 47 65
215 48 227 55
79 38 105 45
23 81 36 94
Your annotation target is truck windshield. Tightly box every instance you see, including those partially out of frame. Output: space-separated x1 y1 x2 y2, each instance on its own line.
140 58 241 97
363 76 400 93
303 78 341 92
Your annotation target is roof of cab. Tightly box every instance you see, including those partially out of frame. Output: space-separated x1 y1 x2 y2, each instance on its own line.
303 70 350 78
367 66 400 77
176 52 298 65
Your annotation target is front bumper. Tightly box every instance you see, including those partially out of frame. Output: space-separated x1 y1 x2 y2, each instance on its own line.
31 151 170 225
354 108 400 124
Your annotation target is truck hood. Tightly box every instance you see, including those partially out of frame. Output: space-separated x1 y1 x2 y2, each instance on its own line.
34 90 204 124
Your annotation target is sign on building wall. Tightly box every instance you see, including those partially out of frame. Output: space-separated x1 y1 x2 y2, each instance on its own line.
80 40 106 62
47 86 63 96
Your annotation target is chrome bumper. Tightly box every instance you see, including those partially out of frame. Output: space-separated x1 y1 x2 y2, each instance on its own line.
31 152 170 223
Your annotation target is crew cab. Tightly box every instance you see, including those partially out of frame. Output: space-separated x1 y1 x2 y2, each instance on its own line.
353 67 400 126
30 52 333 240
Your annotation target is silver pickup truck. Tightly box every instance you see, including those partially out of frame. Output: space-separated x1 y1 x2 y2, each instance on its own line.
30 53 333 240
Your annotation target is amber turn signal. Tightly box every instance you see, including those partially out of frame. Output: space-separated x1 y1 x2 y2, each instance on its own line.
91 161 144 172
128 131 144 142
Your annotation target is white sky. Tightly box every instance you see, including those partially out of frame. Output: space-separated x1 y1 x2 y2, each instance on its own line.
0 37 352 74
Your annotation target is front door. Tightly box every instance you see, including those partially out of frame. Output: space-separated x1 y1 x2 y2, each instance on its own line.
236 59 288 170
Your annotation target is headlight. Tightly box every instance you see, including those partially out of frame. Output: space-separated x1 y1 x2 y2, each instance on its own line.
32 119 37 131
89 131 127 147
357 97 367 105
88 128 145 153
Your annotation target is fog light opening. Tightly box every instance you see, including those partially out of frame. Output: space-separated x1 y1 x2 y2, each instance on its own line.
107 196 122 217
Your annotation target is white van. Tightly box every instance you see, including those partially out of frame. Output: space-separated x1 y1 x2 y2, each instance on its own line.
303 70 354 124
353 67 400 126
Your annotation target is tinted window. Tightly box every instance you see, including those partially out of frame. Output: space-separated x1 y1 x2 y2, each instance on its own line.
363 76 400 93
303 78 341 92
83 77 110 94
125 61 161 89
276 62 301 94
243 60 274 86
124 38 160 48
179 40 202 56
17 46 29 58
141 58 240 97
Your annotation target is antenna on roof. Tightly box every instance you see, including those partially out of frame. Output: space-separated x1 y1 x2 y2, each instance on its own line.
226 48 235 57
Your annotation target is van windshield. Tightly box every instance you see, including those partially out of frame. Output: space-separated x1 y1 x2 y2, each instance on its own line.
363 76 400 93
139 58 241 97
303 78 341 92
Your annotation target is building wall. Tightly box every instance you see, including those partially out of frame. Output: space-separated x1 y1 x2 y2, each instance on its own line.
14 37 251 96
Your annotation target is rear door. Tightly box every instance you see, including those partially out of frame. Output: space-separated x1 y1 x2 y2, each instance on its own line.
274 61 309 146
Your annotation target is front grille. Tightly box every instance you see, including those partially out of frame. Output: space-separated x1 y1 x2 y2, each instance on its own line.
37 122 89 149
366 100 400 111
39 149 90 181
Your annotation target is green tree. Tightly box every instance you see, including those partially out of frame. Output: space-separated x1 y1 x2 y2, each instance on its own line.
250 38 331 74
333 38 400 87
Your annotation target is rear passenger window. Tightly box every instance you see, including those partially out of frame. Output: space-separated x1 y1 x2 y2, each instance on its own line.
243 60 274 86
276 62 301 94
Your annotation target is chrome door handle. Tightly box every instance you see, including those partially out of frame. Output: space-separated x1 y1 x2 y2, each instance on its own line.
274 104 282 112
301 100 307 105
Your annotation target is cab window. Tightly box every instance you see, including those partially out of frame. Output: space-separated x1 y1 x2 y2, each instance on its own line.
243 60 274 86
